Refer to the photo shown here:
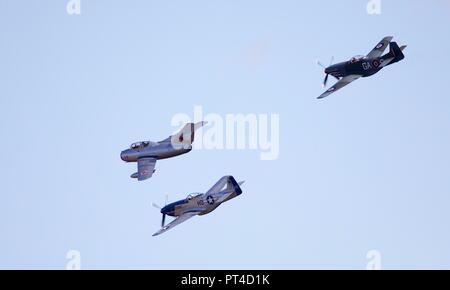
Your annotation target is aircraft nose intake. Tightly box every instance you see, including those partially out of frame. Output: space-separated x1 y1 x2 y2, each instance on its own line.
120 151 128 161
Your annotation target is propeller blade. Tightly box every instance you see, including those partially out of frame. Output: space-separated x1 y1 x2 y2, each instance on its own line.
161 214 166 227
164 194 168 206
317 60 326 69
319 57 334 87
152 203 161 210
323 74 329 88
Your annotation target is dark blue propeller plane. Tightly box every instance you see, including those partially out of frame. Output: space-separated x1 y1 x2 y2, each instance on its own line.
317 36 406 99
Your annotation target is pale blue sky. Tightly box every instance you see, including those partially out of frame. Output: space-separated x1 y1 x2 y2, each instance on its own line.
1 0 450 269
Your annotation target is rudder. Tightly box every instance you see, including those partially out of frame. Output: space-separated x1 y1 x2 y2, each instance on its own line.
386 41 405 64
226 176 243 196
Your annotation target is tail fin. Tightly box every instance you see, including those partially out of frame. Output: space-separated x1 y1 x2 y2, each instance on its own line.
164 121 207 148
382 42 405 65
225 176 243 196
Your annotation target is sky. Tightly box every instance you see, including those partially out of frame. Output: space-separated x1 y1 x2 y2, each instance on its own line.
1 0 450 269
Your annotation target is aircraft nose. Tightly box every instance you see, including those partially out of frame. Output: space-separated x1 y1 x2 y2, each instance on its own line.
325 63 343 75
161 204 174 215
160 207 168 216
120 150 128 161
325 65 337 74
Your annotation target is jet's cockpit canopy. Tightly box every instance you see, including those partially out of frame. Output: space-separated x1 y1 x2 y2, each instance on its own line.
130 141 155 150
349 55 366 63
186 193 203 201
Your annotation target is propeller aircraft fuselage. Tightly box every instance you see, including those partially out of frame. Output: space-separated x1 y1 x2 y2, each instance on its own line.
153 176 244 236
325 55 384 79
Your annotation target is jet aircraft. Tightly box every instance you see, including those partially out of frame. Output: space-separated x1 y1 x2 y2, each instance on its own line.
120 122 206 181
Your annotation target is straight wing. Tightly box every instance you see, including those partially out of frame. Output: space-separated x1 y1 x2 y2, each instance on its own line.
137 157 157 181
317 75 361 99
367 36 393 59
152 211 198 236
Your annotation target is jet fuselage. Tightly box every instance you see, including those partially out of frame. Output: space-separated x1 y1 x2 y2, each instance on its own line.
120 141 191 162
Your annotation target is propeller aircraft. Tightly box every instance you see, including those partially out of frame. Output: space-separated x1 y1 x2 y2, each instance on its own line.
317 36 406 99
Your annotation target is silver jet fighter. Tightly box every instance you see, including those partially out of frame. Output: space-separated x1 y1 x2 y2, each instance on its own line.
152 176 244 236
120 122 206 181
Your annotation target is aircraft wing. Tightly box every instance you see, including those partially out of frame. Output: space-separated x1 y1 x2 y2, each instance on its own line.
137 157 157 181
367 36 393 59
317 75 361 99
152 211 198 236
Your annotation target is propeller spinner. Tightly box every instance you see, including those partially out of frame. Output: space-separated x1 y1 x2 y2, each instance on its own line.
152 194 169 228
317 56 334 87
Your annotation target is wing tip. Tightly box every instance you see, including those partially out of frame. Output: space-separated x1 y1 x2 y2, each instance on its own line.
152 228 165 236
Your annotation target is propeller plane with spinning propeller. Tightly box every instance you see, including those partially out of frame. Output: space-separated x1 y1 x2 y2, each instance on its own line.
152 176 244 236
317 36 406 99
